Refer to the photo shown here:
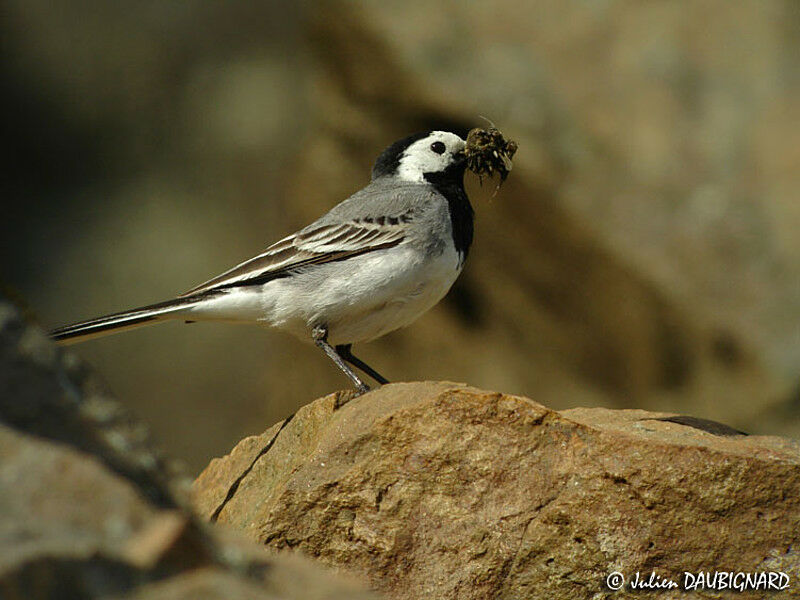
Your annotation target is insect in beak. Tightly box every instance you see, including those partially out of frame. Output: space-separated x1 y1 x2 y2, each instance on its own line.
464 124 518 187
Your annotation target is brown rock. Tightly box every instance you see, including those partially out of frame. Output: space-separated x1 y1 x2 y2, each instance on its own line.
0 296 378 600
193 382 800 600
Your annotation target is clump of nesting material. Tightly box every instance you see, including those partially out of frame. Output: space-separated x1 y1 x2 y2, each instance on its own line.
464 126 518 183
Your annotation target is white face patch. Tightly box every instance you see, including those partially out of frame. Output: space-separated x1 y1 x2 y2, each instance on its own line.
395 131 466 183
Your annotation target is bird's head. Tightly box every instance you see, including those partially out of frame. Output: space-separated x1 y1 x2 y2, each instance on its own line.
371 131 467 184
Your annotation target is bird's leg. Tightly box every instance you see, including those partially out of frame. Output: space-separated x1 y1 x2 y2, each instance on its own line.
312 326 370 395
336 344 390 385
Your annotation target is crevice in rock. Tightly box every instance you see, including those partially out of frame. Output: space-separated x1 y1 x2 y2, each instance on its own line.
648 415 748 437
210 412 296 523
374 482 394 511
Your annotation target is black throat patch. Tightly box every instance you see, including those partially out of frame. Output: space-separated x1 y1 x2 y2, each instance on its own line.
424 163 473 261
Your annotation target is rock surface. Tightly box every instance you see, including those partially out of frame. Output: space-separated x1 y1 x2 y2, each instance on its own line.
0 296 378 600
194 382 800 600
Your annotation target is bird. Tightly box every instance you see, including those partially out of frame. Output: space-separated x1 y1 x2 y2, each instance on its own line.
50 130 475 394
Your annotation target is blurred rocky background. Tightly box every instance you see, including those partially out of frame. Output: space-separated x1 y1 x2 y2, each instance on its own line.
0 295 378 599
3 0 798 473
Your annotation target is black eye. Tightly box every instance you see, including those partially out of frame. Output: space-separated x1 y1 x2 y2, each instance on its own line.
430 141 446 154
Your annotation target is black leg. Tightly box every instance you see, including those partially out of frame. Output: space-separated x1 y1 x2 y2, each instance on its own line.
336 344 390 385
312 326 369 394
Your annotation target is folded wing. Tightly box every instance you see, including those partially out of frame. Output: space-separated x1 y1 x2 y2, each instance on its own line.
180 218 409 296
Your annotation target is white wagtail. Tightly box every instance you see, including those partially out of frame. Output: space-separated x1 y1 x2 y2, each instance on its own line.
51 130 506 394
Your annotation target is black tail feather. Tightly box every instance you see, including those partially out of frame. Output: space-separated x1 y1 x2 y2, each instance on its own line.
50 296 203 345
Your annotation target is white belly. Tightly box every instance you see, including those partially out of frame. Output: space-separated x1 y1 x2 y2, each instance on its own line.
326 249 462 345
189 244 463 346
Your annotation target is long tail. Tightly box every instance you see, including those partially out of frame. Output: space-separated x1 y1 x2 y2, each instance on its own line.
50 295 205 345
